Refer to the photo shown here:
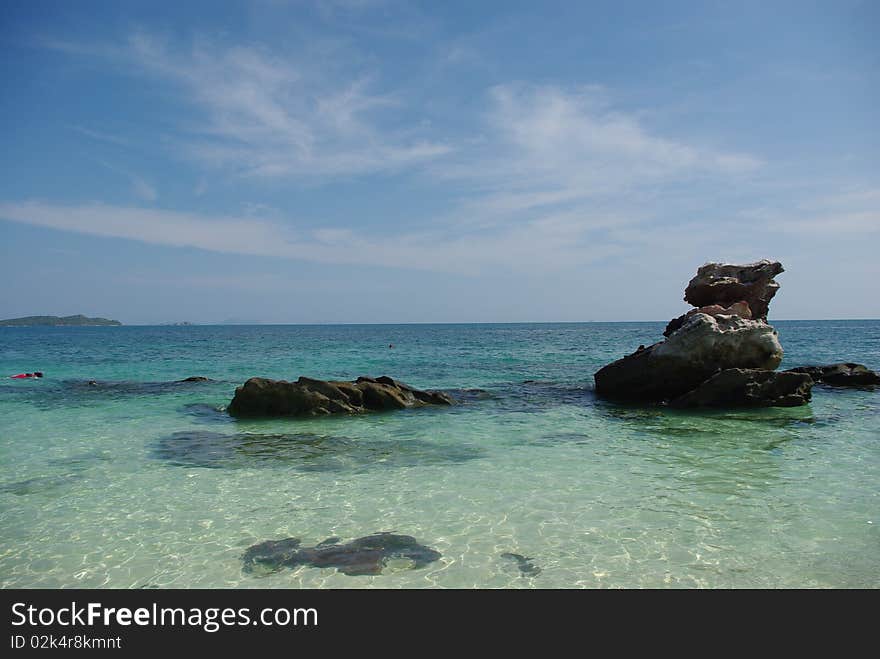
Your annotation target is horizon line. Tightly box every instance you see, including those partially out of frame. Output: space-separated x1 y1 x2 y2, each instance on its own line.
6 318 879 327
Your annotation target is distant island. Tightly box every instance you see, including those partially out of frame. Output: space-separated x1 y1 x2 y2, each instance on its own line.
0 314 122 326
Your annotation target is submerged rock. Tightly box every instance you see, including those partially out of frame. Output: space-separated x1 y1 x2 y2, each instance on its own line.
227 375 454 418
669 369 813 408
70 377 215 396
242 533 442 576
500 552 542 577
0 474 84 496
595 313 783 402
153 430 484 471
785 363 880 387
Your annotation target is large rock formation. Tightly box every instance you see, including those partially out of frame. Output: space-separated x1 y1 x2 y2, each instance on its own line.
785 363 880 387
595 260 806 407
596 311 784 402
227 375 454 418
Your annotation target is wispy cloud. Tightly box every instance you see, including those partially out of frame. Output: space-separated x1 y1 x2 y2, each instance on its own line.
437 83 761 205
130 176 158 202
96 160 158 201
746 186 880 236
419 83 765 239
71 125 131 147
110 32 452 180
27 34 798 277
0 200 624 275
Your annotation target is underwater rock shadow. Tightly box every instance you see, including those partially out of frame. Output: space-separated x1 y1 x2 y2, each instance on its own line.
1 378 226 411
152 430 486 471
593 396 827 433
443 388 496 404
0 451 113 496
482 380 596 414
0 473 85 496
242 533 442 576
180 402 231 424
589 397 843 460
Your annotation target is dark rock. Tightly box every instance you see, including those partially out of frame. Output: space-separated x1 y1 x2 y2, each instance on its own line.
684 260 783 320
501 552 541 577
227 375 454 418
242 533 442 576
178 376 212 382
785 363 880 387
669 369 813 408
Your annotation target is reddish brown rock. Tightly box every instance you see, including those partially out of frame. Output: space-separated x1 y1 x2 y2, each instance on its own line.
684 260 783 320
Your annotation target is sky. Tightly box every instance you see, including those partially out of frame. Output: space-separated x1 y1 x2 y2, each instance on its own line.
0 0 877 324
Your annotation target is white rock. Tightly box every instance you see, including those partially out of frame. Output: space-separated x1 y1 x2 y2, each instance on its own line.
654 313 783 371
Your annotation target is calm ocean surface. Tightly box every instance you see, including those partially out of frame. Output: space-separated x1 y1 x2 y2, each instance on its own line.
1 321 878 588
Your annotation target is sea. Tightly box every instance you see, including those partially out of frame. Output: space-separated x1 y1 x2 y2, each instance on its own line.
1 321 878 588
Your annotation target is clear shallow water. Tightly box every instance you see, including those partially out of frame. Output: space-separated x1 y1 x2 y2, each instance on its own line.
1 321 878 588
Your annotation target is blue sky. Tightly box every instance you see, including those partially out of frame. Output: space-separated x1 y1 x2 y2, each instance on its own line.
1 0 877 323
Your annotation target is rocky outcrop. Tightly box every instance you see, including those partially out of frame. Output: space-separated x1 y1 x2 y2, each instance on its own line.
785 363 880 387
595 312 783 402
227 375 454 418
662 260 781 336
669 369 813 408
594 259 808 407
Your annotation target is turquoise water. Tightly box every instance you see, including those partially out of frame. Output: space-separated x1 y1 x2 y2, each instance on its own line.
1 321 878 588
